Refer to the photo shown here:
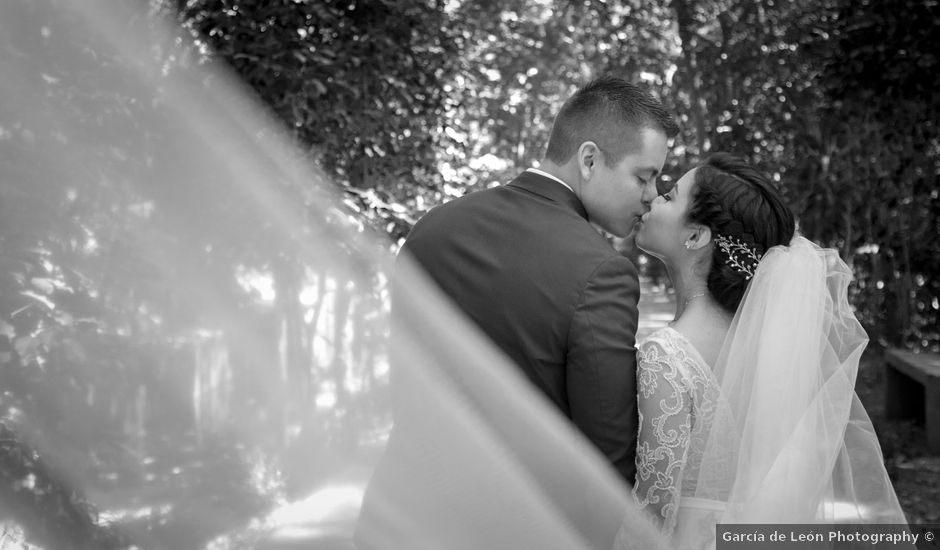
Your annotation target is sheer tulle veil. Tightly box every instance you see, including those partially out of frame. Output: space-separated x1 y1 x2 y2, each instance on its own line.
0 1 669 548
694 236 906 525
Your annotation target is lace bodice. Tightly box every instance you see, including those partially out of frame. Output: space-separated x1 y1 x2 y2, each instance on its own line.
632 327 731 537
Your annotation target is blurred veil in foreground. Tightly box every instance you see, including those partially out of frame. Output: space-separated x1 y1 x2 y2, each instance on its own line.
0 1 663 548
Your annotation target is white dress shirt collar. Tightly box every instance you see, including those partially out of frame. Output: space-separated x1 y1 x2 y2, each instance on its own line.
525 167 574 193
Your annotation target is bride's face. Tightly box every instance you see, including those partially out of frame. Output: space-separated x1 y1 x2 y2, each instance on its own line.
635 168 697 261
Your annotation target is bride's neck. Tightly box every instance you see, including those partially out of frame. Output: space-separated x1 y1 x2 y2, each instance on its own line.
667 263 709 320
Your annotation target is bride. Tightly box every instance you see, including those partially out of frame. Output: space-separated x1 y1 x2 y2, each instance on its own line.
616 153 907 549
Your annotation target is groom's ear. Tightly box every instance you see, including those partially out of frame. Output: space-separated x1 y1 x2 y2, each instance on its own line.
687 224 712 251
578 141 600 180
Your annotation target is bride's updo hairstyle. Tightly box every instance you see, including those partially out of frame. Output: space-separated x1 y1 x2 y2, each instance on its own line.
686 153 796 314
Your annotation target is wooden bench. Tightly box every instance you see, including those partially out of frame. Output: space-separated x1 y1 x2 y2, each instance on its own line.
884 349 940 453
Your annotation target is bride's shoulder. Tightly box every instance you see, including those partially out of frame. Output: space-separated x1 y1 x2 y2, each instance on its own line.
637 327 681 355
639 326 714 373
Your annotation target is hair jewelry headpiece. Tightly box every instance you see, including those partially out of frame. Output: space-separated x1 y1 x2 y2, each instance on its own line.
714 234 761 280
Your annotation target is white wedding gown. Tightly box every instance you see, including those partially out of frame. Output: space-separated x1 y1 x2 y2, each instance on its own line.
615 238 907 550
628 326 732 550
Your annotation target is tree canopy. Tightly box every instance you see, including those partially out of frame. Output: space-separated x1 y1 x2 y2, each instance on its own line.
174 0 938 350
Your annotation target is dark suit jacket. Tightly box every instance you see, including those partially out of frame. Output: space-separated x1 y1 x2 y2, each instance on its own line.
354 171 641 549
401 170 640 480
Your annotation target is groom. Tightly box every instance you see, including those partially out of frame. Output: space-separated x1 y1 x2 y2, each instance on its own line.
354 76 678 550
398 75 677 481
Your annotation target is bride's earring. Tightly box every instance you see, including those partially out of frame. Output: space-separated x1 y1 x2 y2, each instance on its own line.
685 241 693 250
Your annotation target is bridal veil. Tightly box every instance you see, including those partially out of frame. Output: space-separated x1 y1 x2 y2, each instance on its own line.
694 236 906 525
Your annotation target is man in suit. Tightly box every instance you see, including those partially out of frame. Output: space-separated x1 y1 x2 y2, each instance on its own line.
355 75 678 548
402 75 677 480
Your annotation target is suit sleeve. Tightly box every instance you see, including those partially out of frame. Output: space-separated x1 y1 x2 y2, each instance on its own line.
566 254 640 483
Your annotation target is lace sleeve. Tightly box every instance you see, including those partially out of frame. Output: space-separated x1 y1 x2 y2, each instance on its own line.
632 337 693 536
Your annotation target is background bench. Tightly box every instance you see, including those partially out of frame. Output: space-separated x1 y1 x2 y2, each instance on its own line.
884 349 940 454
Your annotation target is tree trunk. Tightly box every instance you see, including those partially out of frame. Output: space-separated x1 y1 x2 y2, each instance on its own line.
274 258 309 405
331 281 355 450
671 0 708 155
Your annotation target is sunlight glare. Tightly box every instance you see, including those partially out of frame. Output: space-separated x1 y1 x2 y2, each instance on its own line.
265 484 364 541
236 268 277 303
316 390 337 410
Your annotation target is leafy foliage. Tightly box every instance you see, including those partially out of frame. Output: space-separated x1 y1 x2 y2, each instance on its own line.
176 0 464 242
808 0 940 349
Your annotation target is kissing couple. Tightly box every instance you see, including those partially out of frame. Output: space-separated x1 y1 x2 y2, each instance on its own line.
356 76 907 550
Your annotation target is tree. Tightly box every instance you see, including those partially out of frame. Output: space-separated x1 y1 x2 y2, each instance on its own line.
651 0 937 349
175 0 464 241
809 0 940 349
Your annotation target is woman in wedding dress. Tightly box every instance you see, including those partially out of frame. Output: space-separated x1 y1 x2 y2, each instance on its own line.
616 153 907 549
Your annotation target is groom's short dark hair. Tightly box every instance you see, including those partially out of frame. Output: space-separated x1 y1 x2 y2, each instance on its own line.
544 75 678 167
